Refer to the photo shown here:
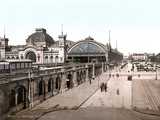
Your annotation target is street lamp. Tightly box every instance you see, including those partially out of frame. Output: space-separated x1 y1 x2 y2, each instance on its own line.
155 67 158 80
28 69 33 109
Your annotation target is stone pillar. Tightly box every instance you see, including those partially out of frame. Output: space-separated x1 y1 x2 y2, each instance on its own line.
102 62 104 73
15 92 18 106
72 67 78 87
92 63 95 79
30 80 34 108
43 81 46 100
51 78 54 96
60 68 66 93
85 64 89 81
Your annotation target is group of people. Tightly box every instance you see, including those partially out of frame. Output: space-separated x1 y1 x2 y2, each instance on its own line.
100 82 107 92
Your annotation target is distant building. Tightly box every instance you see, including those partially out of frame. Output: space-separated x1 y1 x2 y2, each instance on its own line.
0 28 74 64
130 53 147 62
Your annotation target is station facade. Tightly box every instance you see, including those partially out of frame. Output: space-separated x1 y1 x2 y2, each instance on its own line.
0 28 123 120
0 28 74 64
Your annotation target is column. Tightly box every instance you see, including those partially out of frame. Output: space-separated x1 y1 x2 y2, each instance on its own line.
60 68 66 93
30 80 34 108
51 78 54 96
15 92 18 107
102 62 104 73
28 79 33 108
92 63 95 79
72 67 78 87
85 64 89 81
43 80 46 100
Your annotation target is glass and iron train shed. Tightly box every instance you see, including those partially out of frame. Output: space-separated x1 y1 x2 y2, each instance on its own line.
67 37 108 63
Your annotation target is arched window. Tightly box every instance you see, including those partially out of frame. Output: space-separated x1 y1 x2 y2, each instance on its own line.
50 56 53 63
45 56 48 59
45 56 48 63
38 55 40 61
55 56 58 63
25 51 36 62
50 56 53 59
21 55 23 59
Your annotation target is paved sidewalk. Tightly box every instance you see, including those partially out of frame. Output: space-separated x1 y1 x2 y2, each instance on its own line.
81 73 132 109
9 72 108 120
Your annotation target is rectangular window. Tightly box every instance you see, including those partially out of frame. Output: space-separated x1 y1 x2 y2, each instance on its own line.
16 63 20 69
11 63 16 69
29 63 32 68
4 64 9 69
25 63 28 68
21 63 24 68
0 64 4 70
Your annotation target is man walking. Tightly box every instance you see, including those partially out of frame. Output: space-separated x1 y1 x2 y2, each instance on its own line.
104 83 107 92
100 82 104 92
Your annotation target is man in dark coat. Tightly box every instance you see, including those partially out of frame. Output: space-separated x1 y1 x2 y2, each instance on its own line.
100 82 104 92
104 83 107 92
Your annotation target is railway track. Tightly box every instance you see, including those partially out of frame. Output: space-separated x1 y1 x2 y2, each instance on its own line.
140 79 159 111
145 80 160 111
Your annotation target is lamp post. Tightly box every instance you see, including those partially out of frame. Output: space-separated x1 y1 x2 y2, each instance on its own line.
28 69 33 109
155 67 158 80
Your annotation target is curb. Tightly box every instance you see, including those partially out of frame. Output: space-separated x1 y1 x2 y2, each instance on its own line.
132 107 160 116
78 87 99 108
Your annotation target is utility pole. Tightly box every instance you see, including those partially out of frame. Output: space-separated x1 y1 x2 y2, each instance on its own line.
116 40 118 50
156 67 158 80
109 30 111 48
4 25 6 39
87 38 89 63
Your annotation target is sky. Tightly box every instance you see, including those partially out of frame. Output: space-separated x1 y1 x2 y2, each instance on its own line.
0 0 160 55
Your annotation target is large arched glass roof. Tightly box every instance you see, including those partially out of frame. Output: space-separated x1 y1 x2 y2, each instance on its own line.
69 42 105 54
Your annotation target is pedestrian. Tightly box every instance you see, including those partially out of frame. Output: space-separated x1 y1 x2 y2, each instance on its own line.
116 88 119 95
109 73 111 78
89 79 91 84
104 83 107 92
116 73 119 78
100 82 104 92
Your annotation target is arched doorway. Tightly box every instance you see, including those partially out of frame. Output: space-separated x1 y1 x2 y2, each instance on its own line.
67 74 73 89
55 76 61 90
38 80 46 100
39 80 43 96
48 79 52 92
0 89 5 117
9 89 16 107
16 86 27 109
25 51 36 62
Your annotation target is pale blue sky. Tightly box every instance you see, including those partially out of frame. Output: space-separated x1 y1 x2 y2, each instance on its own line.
0 0 160 55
